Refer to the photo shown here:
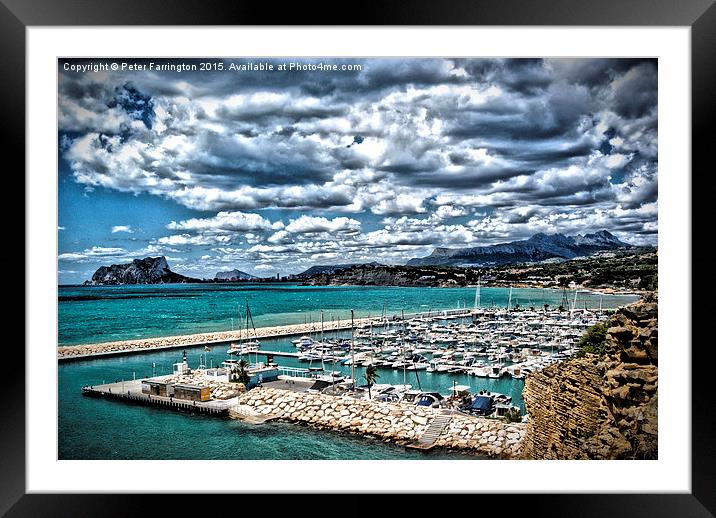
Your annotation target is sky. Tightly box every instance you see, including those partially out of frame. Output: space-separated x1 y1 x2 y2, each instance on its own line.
58 57 658 284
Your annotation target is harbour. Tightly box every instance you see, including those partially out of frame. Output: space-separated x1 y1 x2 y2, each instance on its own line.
51 55 662 472
61 284 640 459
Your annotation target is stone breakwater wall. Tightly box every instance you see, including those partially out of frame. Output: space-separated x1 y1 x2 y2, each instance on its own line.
236 387 526 458
521 295 658 460
57 317 376 360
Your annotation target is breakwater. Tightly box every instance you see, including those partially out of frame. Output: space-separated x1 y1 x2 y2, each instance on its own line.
57 316 378 361
233 387 526 458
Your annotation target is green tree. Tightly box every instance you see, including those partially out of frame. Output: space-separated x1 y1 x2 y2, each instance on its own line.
504 407 522 423
231 359 251 385
575 322 609 357
364 365 379 399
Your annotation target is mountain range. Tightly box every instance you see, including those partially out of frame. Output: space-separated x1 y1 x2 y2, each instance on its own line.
83 231 633 285
406 230 631 267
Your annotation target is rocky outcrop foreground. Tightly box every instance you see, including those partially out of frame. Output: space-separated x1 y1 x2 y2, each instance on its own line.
521 294 658 459
236 387 526 457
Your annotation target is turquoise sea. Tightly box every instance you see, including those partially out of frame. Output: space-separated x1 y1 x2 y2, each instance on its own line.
58 283 639 460
58 283 636 346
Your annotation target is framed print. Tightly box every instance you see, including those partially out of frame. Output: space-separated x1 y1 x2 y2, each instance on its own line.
6 0 713 514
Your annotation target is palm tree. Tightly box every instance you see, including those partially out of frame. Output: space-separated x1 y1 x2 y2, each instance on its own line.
364 365 379 399
231 359 250 386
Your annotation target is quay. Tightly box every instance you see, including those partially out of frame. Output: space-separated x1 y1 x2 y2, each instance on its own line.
81 378 237 416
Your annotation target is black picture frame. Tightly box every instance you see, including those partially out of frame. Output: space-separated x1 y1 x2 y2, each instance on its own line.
6 0 712 514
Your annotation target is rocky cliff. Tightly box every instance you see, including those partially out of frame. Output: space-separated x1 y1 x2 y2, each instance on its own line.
521 294 658 459
85 256 201 285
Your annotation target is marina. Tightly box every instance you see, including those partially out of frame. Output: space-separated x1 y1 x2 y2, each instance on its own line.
60 284 639 460
52 55 660 468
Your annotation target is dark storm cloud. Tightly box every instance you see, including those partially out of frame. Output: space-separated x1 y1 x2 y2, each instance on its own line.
214 101 349 124
453 58 550 95
611 62 658 118
397 166 533 190
547 58 655 88
487 137 596 167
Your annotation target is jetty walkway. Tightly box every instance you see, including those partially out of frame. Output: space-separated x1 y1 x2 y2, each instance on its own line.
81 378 237 416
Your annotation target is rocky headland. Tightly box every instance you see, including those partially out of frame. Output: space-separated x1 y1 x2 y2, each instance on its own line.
521 294 658 459
84 256 200 285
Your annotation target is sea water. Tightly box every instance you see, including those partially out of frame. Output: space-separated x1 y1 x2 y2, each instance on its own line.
58 284 639 459
58 283 637 345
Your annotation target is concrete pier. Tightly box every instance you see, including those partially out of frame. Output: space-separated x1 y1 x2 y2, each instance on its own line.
82 378 237 415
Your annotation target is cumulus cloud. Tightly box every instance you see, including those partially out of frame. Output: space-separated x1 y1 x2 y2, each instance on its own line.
157 234 232 246
58 246 127 262
58 57 658 276
111 225 133 233
167 211 276 232
284 215 361 234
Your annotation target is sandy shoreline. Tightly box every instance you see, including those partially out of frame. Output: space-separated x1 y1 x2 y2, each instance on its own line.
57 317 379 360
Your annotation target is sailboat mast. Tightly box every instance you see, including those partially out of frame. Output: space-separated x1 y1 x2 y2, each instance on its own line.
320 310 325 372
350 310 355 389
572 290 578 316
508 285 513 311
474 277 481 310
237 304 243 343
